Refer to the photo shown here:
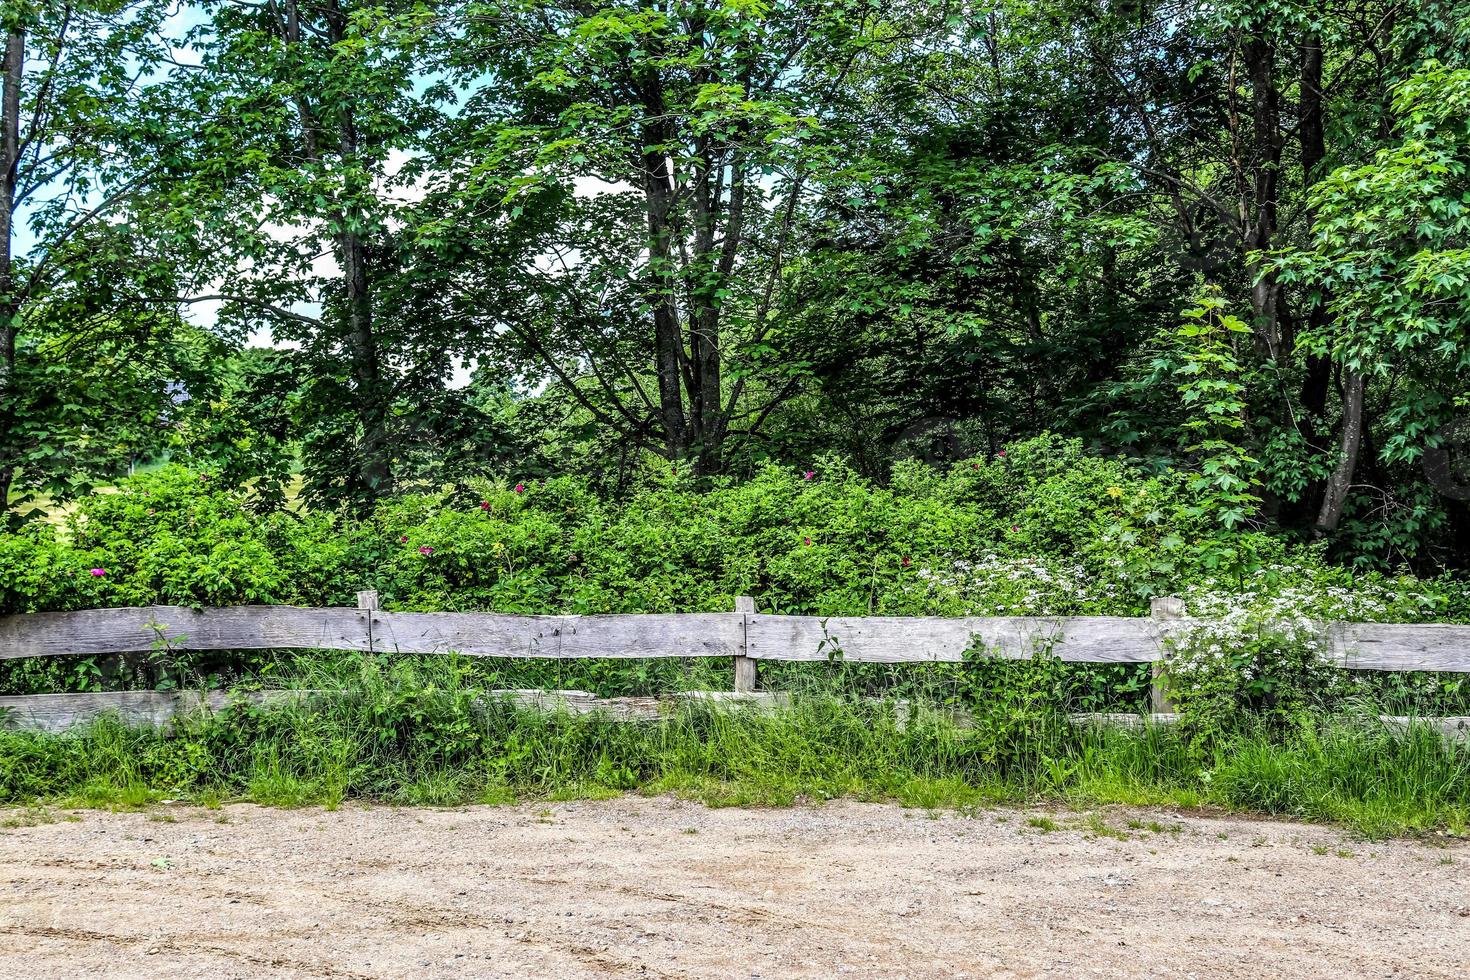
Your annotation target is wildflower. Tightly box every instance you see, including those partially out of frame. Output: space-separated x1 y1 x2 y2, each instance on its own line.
1010 525 1020 532
901 557 912 568
1106 486 1124 500
803 536 812 546
147 509 155 515
399 535 409 543
493 541 504 552
418 546 434 556
802 470 815 481
971 462 980 470
996 449 1006 458
89 568 106 577
514 483 525 494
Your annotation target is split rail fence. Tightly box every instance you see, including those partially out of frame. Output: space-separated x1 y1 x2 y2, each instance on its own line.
1 593 1469 735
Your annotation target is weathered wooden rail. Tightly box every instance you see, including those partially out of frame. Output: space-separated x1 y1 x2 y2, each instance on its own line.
5 596 1467 669
2 593 1469 732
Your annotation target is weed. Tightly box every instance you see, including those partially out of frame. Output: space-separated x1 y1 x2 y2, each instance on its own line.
1082 813 1129 840
1 806 55 829
0 657 1465 838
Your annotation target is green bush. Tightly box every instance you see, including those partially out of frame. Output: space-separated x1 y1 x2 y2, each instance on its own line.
3 437 1467 716
8 436 1459 622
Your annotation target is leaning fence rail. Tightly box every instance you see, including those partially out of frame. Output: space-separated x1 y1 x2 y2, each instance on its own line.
2 593 1469 733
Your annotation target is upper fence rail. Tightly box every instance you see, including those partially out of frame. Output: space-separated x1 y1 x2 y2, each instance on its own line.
2 601 1468 673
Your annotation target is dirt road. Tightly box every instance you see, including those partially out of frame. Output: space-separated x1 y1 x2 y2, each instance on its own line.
1 797 1466 978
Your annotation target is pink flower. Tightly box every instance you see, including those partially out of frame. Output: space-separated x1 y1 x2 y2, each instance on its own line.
996 450 1006 459
89 568 106 577
802 470 815 481
514 483 525 494
901 557 911 568
399 535 409 543
200 474 209 481
479 501 490 511
1010 525 1020 532
803 536 812 546
418 546 434 556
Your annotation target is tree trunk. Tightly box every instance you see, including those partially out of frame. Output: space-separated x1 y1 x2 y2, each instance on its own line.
1298 32 1332 425
636 67 689 464
643 169 689 463
1242 32 1282 356
689 154 744 475
0 28 23 513
322 0 390 495
1315 370 1364 534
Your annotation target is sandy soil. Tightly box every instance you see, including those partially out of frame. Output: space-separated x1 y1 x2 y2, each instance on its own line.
0 798 1466 979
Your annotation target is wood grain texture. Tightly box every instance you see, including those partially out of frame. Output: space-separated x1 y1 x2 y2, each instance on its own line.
0 606 371 659
1378 715 1470 743
1327 623 1470 672
0 690 311 733
368 611 743 658
733 596 758 692
2 606 1468 673
1149 598 1185 713
1071 712 1469 743
745 615 1165 663
0 688 790 731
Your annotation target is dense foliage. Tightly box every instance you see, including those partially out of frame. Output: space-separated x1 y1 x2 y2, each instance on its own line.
3 443 1467 721
0 1 1465 561
2 2 1470 831
4 439 1462 620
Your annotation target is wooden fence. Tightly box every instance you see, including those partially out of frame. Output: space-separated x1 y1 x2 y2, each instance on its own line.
2 593 1469 733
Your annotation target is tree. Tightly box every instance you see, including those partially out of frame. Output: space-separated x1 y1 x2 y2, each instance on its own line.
427 0 911 474
1277 62 1470 534
156 0 453 508
0 0 179 515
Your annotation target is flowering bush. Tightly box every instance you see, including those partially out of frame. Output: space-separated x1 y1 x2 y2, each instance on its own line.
906 554 1124 616
1161 567 1448 747
1163 601 1348 749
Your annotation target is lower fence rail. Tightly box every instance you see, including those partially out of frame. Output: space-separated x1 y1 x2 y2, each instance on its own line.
2 594 1469 734
2 690 1465 742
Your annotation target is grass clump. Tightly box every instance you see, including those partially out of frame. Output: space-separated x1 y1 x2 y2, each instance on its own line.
1 656 1467 838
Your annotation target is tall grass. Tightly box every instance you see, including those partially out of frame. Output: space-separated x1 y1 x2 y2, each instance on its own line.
1 656 1466 838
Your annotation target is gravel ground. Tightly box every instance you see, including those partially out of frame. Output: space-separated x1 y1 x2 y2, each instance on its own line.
1 797 1467 979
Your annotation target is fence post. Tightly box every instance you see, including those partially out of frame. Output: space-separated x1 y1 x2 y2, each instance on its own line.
357 589 379 653
733 595 757 693
1149 596 1184 714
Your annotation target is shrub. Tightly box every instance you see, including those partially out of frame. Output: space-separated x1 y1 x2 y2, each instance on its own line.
3 440 1468 709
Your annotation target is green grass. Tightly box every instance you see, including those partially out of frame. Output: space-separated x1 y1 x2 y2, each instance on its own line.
1 657 1467 838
